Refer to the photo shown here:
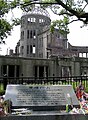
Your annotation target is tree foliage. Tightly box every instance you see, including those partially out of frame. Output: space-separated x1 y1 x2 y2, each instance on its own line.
50 16 70 35
0 0 88 41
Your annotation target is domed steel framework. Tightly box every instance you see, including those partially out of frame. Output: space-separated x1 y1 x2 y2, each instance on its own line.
20 6 51 58
23 6 50 18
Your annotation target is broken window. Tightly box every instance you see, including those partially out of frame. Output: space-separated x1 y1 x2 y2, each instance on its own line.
28 17 36 23
33 45 35 54
33 30 36 39
30 45 36 54
27 30 29 39
30 45 32 53
34 66 49 78
27 45 29 54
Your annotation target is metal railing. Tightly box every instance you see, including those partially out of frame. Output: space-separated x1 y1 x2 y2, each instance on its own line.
0 76 88 90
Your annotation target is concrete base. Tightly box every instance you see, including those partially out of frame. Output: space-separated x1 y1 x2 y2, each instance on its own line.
1 111 88 120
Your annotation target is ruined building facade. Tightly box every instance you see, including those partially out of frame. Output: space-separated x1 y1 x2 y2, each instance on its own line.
1 7 88 78
15 7 88 59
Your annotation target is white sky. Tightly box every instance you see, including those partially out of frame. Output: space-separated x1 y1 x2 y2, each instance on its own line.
0 7 88 55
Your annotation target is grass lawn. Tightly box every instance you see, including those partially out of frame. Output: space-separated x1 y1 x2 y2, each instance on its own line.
0 84 5 95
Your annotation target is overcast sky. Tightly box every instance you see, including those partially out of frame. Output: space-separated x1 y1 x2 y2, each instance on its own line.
0 7 88 55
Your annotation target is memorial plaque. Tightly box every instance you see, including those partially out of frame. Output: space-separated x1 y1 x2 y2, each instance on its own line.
5 85 79 110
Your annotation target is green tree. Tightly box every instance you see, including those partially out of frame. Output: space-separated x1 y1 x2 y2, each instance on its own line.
0 0 88 41
0 0 20 42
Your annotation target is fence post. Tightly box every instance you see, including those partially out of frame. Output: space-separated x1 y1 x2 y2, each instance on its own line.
3 74 7 90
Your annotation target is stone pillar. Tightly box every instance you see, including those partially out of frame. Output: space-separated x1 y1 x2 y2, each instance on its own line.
37 66 39 78
44 66 46 77
7 65 9 77
14 65 17 77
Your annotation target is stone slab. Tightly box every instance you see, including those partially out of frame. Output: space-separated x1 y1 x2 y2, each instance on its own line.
5 85 79 110
1 114 88 120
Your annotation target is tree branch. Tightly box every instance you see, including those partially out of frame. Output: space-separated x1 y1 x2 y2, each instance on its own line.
55 0 88 23
55 0 81 18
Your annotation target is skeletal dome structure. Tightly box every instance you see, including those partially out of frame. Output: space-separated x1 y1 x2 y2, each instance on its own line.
20 7 51 57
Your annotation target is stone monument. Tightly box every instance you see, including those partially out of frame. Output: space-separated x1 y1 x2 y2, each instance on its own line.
5 85 79 111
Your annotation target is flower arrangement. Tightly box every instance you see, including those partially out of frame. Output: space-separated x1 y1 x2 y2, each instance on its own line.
0 97 12 116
